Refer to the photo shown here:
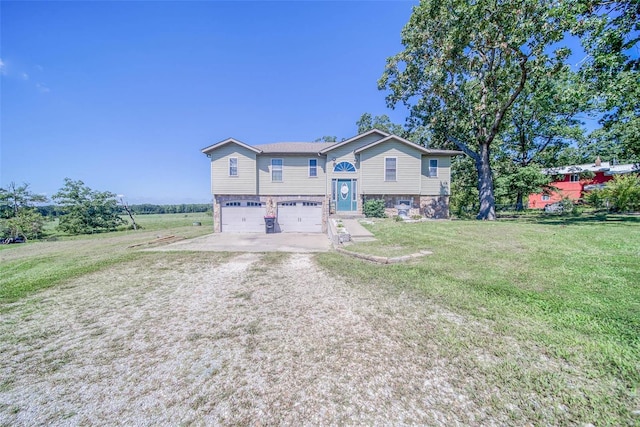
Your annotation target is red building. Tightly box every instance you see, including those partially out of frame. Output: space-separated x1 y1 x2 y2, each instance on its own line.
528 159 638 209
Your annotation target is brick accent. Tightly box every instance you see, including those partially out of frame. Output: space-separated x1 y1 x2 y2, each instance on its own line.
362 195 450 219
420 196 450 219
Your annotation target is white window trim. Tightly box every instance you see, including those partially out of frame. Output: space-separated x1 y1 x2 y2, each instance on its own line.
428 158 438 177
542 194 550 201
570 173 580 182
271 158 283 182
384 157 397 182
229 157 238 177
308 158 318 178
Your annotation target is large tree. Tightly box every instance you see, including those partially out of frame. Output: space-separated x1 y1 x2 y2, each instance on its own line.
0 182 48 240
52 178 125 235
495 70 588 209
379 0 572 219
0 182 47 218
573 1 639 159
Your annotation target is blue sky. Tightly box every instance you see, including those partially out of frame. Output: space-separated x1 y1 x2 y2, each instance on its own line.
1 1 417 204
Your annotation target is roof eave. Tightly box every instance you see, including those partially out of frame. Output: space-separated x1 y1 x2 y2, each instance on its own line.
319 129 390 154
201 138 262 155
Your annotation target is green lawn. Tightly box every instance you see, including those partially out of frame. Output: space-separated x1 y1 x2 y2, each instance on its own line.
1 213 638 423
317 217 640 424
0 213 213 304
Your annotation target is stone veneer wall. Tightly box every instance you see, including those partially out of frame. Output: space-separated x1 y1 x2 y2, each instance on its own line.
213 195 328 232
362 195 450 219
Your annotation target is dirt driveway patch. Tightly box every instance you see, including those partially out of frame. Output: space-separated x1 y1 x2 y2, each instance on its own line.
151 232 332 253
1 252 490 425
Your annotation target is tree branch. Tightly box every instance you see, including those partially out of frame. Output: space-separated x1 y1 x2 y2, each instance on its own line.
447 135 479 161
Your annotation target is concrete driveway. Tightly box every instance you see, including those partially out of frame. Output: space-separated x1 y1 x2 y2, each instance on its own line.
151 232 332 253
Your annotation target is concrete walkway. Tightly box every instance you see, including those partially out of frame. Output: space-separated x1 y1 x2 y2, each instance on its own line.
341 219 375 242
147 232 332 253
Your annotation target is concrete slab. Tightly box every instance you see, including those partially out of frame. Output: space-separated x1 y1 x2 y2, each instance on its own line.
341 219 374 238
146 232 332 253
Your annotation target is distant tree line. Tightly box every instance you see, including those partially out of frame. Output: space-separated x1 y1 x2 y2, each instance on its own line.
36 203 211 217
1 178 212 239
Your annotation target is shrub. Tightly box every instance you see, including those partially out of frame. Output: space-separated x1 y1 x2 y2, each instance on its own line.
363 199 386 218
602 174 640 212
584 189 606 209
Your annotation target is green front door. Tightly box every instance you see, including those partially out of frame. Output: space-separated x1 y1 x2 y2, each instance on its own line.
337 179 353 211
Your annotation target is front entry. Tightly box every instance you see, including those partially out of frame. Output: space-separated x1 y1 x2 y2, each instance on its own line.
337 179 354 211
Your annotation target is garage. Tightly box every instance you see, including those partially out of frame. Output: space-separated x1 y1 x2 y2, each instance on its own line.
220 201 265 233
277 201 323 233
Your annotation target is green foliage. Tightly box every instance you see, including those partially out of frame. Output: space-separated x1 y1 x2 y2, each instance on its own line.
558 197 579 216
571 2 639 160
0 182 48 240
584 188 606 209
52 178 126 235
379 0 573 220
356 113 405 136
449 157 479 217
3 210 46 240
599 174 640 212
314 136 338 142
363 199 386 218
0 182 48 219
494 165 550 210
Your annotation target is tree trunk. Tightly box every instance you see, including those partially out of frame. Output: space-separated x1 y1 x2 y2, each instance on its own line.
515 192 524 211
476 143 496 220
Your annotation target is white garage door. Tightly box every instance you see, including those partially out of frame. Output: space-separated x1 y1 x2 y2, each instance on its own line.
220 201 265 233
277 201 322 233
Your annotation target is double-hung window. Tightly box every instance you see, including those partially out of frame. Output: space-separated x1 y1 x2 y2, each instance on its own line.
429 159 438 177
385 157 397 181
309 159 317 177
271 158 283 182
570 174 580 182
229 157 238 177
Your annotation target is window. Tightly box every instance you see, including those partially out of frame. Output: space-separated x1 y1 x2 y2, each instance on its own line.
570 174 580 182
332 179 337 202
385 157 397 181
334 161 356 172
429 159 438 177
542 194 550 201
309 159 318 177
352 180 357 201
229 157 238 176
271 158 283 182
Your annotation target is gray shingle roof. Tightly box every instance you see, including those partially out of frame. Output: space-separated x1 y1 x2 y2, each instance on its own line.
255 142 336 154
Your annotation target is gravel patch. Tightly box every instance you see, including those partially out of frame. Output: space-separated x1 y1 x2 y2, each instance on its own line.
0 252 489 425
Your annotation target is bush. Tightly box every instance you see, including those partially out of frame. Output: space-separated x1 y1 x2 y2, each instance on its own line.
602 174 640 212
584 189 606 209
363 199 386 218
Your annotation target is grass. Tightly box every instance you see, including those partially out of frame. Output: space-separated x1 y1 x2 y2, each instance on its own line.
2 212 638 423
0 213 213 304
317 217 640 424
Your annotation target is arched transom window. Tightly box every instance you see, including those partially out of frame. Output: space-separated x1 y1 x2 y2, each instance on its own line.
333 161 356 172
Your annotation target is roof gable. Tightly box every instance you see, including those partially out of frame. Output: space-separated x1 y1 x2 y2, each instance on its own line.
201 138 261 155
354 134 463 156
319 129 389 154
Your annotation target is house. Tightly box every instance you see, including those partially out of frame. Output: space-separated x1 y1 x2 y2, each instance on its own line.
201 130 462 232
528 158 638 209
